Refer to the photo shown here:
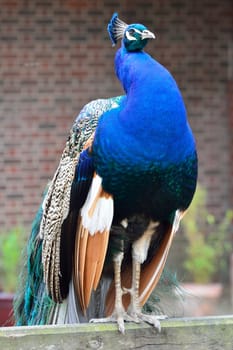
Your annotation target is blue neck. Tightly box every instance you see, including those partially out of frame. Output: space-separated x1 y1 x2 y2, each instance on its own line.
115 47 194 159
93 46 195 168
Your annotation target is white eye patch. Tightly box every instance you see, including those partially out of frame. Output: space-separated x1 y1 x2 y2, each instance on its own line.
125 30 137 41
125 28 144 41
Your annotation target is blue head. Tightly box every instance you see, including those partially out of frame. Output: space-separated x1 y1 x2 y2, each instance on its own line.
108 13 155 52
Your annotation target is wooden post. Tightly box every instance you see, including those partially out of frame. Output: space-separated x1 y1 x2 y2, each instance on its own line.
0 316 232 350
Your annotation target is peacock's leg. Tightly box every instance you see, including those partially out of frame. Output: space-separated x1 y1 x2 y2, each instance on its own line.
126 257 141 319
90 250 131 333
91 221 166 333
126 257 166 332
125 221 166 331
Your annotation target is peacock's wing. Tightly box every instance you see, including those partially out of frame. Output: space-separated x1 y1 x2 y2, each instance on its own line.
37 96 124 304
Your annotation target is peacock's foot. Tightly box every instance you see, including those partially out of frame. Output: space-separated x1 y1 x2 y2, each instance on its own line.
127 311 167 332
90 310 133 334
90 310 167 334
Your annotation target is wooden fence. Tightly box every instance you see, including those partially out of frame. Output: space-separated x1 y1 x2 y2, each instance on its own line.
0 315 232 350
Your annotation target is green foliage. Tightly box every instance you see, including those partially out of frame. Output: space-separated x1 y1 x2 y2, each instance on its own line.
182 185 233 284
0 226 26 293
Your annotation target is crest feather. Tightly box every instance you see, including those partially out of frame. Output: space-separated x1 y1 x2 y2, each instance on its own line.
107 12 128 46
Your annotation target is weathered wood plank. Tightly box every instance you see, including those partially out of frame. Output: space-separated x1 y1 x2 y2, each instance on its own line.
0 315 232 350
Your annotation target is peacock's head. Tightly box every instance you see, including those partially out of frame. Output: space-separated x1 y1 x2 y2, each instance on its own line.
108 13 155 52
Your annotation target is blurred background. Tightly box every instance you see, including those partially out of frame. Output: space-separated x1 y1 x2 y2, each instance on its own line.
0 0 232 325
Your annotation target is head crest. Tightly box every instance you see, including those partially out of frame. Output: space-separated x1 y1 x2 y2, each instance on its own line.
107 13 128 46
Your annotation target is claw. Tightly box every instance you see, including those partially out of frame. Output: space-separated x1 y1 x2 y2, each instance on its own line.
127 311 166 332
90 312 131 334
90 311 166 333
117 316 125 334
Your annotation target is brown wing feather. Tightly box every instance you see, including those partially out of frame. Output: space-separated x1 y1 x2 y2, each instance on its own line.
74 222 111 313
73 175 113 314
83 230 110 307
138 224 174 305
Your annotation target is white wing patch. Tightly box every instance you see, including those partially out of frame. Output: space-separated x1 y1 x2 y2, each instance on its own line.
80 173 114 236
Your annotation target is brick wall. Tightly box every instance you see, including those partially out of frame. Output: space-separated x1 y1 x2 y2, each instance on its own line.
0 0 232 230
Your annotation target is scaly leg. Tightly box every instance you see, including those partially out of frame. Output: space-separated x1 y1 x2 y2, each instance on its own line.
90 251 131 333
126 257 166 332
125 257 141 320
125 221 166 331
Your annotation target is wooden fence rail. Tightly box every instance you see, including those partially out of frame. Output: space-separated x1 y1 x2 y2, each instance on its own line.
0 315 232 350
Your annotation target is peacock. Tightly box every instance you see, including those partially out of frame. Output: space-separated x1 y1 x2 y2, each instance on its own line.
14 13 198 334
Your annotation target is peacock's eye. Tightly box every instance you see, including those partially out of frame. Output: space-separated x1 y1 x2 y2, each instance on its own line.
128 28 135 35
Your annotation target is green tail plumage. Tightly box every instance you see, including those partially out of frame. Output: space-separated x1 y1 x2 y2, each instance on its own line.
14 189 56 325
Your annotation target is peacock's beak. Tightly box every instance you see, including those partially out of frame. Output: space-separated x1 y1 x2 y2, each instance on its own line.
141 29 156 40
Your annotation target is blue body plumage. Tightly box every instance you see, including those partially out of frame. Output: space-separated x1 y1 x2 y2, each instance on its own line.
14 13 197 333
93 36 197 221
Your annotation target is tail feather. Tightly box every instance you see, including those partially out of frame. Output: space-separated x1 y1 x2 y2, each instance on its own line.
14 189 56 326
51 276 112 324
